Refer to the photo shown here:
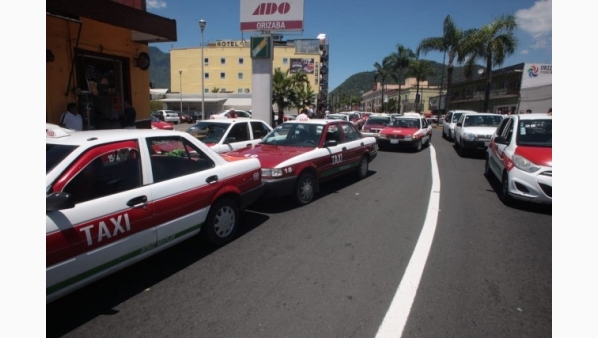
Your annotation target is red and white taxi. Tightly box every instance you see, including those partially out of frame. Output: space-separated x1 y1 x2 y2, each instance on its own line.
361 113 391 139
377 113 432 151
46 126 264 303
485 113 552 205
225 120 378 206
184 118 273 154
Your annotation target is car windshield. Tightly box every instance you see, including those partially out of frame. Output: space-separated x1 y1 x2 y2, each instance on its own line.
452 113 464 122
366 117 390 125
46 143 78 174
262 123 322 147
186 122 229 143
390 119 419 128
463 115 502 127
517 119 552 147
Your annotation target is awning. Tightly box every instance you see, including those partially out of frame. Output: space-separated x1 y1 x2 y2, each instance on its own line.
223 98 252 110
47 0 177 43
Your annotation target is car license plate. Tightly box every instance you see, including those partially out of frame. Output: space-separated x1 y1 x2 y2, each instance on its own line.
484 141 489 147
391 139 399 144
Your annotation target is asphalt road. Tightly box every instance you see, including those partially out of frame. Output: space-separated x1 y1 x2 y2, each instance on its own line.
47 127 551 338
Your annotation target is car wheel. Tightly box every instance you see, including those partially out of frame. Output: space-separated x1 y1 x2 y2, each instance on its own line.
415 139 423 152
356 156 368 180
484 156 492 178
458 141 467 157
442 129 447 139
201 197 239 246
500 172 513 205
293 172 316 206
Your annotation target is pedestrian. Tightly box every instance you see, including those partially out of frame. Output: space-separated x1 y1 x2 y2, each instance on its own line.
121 100 137 129
519 110 525 114
526 109 532 114
59 102 83 131
547 107 552 116
296 108 310 121
228 108 237 118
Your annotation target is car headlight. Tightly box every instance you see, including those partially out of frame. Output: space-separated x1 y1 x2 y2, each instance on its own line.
462 132 476 141
512 154 541 173
379 134 387 139
261 168 283 178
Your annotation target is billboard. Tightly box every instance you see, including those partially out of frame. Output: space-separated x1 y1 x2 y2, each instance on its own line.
240 0 304 32
290 58 314 74
521 63 552 89
294 39 320 54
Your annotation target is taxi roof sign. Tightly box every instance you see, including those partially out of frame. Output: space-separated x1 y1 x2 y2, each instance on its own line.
46 123 74 138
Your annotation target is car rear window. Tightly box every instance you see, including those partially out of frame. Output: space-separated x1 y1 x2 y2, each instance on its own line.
46 144 78 173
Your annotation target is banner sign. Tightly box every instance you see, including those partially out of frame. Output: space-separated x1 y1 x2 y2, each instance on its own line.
240 0 304 32
294 39 320 54
521 63 552 89
290 58 314 74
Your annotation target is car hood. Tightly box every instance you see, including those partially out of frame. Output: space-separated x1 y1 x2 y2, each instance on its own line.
380 127 419 135
226 144 312 168
515 146 552 167
460 126 498 135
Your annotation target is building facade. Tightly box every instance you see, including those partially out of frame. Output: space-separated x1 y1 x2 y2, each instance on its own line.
46 0 177 130
163 35 329 118
362 78 444 114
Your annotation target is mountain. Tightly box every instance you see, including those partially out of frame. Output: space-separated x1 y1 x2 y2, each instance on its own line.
149 46 171 90
330 61 484 97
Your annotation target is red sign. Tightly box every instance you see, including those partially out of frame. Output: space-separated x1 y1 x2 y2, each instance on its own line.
240 0 304 32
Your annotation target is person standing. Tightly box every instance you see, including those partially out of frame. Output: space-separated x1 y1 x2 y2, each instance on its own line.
121 100 137 129
526 109 532 114
59 103 83 131
296 108 310 121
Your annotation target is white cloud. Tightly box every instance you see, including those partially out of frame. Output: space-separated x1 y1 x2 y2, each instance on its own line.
515 0 552 50
147 0 167 9
520 49 529 55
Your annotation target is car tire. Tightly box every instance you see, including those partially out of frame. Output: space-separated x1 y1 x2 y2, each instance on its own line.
442 129 447 139
415 139 423 152
356 156 368 180
484 156 492 178
293 172 316 206
458 141 467 157
500 172 513 205
201 197 239 246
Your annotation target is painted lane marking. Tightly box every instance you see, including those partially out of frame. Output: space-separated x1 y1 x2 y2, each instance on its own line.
375 145 441 338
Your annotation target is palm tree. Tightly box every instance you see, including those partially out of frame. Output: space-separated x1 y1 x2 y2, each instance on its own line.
373 56 393 112
418 15 475 112
389 44 415 113
272 68 298 125
461 14 518 112
407 56 435 113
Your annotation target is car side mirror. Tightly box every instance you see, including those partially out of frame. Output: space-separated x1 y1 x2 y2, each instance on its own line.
494 136 508 145
456 122 462 127
46 192 75 212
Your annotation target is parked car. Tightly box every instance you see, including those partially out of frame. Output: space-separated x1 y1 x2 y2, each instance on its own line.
326 113 350 122
210 109 252 119
361 114 391 139
453 113 504 157
485 113 552 205
151 116 174 130
442 110 477 140
155 109 181 124
178 112 195 124
46 126 264 303
378 114 432 152
185 118 273 154
225 119 378 206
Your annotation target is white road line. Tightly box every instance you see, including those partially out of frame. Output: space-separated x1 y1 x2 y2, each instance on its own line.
375 145 441 338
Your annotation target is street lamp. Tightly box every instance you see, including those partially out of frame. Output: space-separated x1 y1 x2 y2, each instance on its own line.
199 19 206 120
178 69 183 114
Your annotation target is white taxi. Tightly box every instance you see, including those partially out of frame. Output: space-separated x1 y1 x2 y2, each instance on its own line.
485 113 552 205
377 113 432 152
225 120 378 206
185 118 273 154
46 126 264 303
453 113 504 157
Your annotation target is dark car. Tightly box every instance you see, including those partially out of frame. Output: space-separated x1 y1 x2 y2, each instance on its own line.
178 112 194 124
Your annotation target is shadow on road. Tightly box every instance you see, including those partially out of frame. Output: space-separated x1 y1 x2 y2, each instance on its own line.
484 172 552 215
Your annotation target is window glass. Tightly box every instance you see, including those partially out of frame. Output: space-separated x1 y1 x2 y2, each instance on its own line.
220 72 225 79
47 144 78 174
204 58 209 65
64 148 141 204
220 58 226 65
238 72 243 79
341 123 361 141
239 58 244 64
250 121 270 139
146 136 215 183
228 122 250 142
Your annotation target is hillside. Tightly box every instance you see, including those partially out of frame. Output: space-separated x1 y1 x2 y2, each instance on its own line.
330 61 483 96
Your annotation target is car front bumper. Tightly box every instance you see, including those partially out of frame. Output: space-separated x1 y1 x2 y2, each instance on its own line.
461 139 491 151
378 138 420 148
262 176 298 197
507 167 552 204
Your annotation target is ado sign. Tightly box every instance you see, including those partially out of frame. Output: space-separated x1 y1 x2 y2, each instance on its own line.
240 0 304 32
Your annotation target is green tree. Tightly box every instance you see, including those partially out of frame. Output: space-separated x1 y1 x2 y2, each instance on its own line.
407 56 435 113
389 44 416 113
373 56 393 112
418 15 475 111
272 68 299 125
461 14 518 112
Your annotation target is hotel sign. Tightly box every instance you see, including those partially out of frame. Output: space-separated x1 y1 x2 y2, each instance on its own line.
215 40 249 47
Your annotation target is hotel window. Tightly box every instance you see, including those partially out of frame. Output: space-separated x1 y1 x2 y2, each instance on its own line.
238 72 243 80
238 88 243 93
204 58 209 65
244 88 250 93
220 72 226 79
204 73 209 79
282 58 288 65
239 57 244 65
220 58 226 65
204 88 209 93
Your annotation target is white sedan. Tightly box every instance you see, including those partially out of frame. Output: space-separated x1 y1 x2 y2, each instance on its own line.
46 126 264 303
453 113 504 157
185 118 273 153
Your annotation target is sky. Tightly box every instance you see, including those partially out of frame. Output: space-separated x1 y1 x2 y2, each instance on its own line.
147 0 552 91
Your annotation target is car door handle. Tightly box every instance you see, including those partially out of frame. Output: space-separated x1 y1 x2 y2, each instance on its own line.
206 175 218 184
127 195 148 208
342 147 347 151
360 142 364 146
